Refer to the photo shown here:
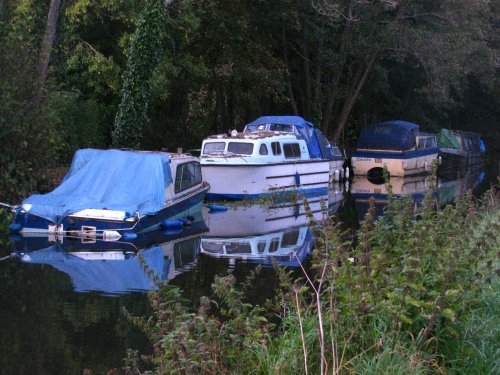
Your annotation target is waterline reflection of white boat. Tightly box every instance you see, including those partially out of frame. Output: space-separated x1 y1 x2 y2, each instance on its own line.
201 190 344 266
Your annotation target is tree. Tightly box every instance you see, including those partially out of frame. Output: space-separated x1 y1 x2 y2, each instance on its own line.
112 0 167 149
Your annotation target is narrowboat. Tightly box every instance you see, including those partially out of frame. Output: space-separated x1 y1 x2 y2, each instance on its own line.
351 120 439 177
437 129 485 170
9 148 210 239
200 115 346 200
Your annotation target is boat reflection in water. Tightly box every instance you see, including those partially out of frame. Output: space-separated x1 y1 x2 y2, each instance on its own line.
201 187 344 266
11 209 208 296
351 167 485 219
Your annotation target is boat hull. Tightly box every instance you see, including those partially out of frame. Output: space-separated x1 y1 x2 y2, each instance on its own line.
12 183 209 238
203 159 344 200
352 148 439 177
439 148 484 171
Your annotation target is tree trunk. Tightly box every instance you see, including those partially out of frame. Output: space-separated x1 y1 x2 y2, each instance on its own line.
313 20 324 116
282 27 298 115
300 15 312 117
333 50 378 140
32 0 61 107
320 12 354 135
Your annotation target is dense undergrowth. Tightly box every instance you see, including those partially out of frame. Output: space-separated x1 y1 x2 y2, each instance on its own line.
123 179 499 374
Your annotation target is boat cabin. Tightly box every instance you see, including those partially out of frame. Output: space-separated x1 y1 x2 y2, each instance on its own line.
201 133 311 163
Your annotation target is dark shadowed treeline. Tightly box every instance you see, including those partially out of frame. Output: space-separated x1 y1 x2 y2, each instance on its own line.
0 0 498 201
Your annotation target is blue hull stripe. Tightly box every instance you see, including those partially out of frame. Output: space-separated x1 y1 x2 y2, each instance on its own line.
352 147 439 159
206 186 328 201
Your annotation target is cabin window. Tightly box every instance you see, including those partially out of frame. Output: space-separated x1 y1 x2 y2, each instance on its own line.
425 137 436 148
283 143 301 158
227 142 253 155
203 142 225 154
175 161 202 193
269 123 294 132
202 242 223 254
174 238 200 267
257 241 266 253
226 242 252 254
271 142 281 155
417 138 426 149
269 238 280 253
259 144 268 155
245 124 266 132
282 229 299 247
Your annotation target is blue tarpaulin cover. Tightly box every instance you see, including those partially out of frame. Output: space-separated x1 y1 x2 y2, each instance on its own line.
356 121 419 151
245 116 326 159
21 244 167 294
23 149 172 224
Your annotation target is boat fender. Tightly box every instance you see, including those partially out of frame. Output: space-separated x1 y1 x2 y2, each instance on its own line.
8 223 22 232
208 205 228 213
159 219 184 229
122 231 137 240
178 218 191 225
424 160 428 171
345 167 350 179
334 169 340 181
294 172 301 186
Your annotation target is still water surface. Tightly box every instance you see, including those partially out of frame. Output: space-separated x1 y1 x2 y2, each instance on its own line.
0 166 491 374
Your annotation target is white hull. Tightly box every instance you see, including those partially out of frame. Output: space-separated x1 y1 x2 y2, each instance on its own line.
352 152 438 177
203 159 344 199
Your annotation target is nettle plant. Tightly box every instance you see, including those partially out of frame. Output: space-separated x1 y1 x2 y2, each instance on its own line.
289 176 499 374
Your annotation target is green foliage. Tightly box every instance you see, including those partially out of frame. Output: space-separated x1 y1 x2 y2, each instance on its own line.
128 185 499 374
112 0 166 149
125 268 272 374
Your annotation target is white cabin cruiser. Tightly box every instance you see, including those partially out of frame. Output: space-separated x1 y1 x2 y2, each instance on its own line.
200 116 346 200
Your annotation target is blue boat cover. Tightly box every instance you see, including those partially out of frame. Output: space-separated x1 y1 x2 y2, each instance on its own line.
245 116 325 159
23 149 172 223
356 120 419 151
21 244 167 294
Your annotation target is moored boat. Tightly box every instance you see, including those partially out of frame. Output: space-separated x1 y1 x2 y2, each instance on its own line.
200 115 346 200
351 120 439 177
9 148 209 239
437 129 485 170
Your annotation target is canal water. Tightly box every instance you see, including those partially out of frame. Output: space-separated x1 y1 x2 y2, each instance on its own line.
0 165 493 374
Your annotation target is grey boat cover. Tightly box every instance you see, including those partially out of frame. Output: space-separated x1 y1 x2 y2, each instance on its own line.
23 149 172 224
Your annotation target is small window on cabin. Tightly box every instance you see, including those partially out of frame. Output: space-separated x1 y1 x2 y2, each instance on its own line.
245 124 266 132
271 142 281 155
269 124 294 132
417 138 426 149
425 137 436 148
283 143 301 158
257 241 266 253
226 242 252 254
259 144 268 155
203 142 225 154
269 238 280 253
281 229 300 247
175 161 202 193
227 142 253 155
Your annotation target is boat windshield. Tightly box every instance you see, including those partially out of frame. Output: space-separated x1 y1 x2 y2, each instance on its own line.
227 142 253 155
203 142 225 154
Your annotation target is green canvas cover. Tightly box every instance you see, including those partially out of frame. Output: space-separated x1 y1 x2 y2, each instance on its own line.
437 129 461 149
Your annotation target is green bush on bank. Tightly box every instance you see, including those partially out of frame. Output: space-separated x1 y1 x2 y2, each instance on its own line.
125 183 499 374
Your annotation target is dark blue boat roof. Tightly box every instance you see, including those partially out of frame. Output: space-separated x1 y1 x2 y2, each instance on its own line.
356 120 420 151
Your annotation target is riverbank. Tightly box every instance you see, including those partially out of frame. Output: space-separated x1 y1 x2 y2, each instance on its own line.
123 182 499 374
